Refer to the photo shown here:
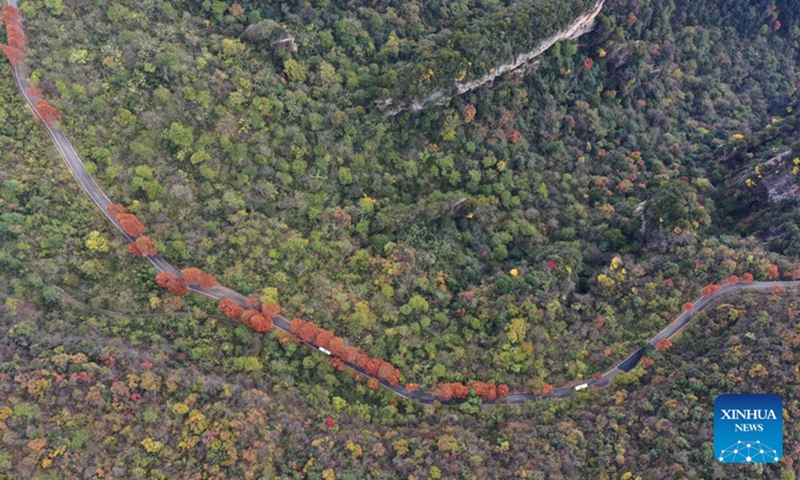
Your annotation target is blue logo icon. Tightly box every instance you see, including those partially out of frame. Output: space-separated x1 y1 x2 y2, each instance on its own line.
714 394 782 463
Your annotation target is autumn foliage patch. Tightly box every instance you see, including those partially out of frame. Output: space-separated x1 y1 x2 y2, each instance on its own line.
2 5 22 25
155 271 187 296
655 338 673 350
115 213 145 237
198 273 216 289
180 268 202 285
134 236 158 256
218 298 243 320
5 24 25 51
701 284 720 297
107 204 127 216
1 44 24 66
25 84 42 99
35 99 61 126
241 310 272 332
126 242 142 255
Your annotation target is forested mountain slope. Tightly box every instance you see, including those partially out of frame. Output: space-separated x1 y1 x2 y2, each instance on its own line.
1 0 800 476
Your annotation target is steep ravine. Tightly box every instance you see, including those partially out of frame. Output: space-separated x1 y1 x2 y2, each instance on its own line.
377 0 605 116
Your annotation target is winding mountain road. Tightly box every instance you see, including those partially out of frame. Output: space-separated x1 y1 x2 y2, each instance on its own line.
5 0 799 405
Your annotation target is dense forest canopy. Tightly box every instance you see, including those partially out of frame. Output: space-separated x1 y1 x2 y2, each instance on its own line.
1 0 800 476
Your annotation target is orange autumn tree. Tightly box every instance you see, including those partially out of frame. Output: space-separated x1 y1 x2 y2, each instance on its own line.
291 318 320 344
655 338 673 350
5 24 25 51
377 361 401 386
496 384 510 398
107 204 127 216
134 236 157 256
127 242 142 255
116 213 145 237
218 298 242 320
436 382 469 401
2 5 22 25
327 336 345 357
198 274 216 289
155 271 187 296
241 310 272 332
436 383 454 401
682 302 693 311
342 346 360 364
768 264 780 280
742 272 754 283
35 99 61 126
181 268 203 285
25 85 42 99
464 103 476 121
0 44 24 66
722 275 739 285
155 271 175 288
466 381 497 401
365 358 383 376
261 302 280 320
541 382 554 395
701 284 720 297
315 329 335 349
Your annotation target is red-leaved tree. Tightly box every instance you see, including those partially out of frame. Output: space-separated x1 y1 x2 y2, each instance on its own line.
127 242 142 255
327 336 345 357
155 271 176 288
243 312 272 332
116 213 145 237
315 329 334 350
181 268 202 285
541 382 554 395
436 383 454 401
682 302 693 311
466 381 497 401
107 204 127 216
405 383 418 392
298 321 320 344
496 384 510 398
365 358 383 376
436 382 469 400
2 5 22 25
377 362 401 386
219 298 242 320
768 264 780 280
35 99 61 126
701 284 720 297
655 338 673 350
245 296 261 308
155 271 187 295
342 346 360 364
198 274 216 289
135 236 157 256
5 24 25 51
742 273 754 283
261 302 280 320
722 275 739 285
367 378 380 390
25 85 41 99
1 44 23 66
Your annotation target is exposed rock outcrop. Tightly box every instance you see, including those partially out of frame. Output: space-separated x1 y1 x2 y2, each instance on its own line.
760 150 800 204
377 0 605 116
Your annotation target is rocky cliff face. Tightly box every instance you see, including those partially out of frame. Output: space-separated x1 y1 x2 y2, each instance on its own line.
760 150 800 204
377 0 605 116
